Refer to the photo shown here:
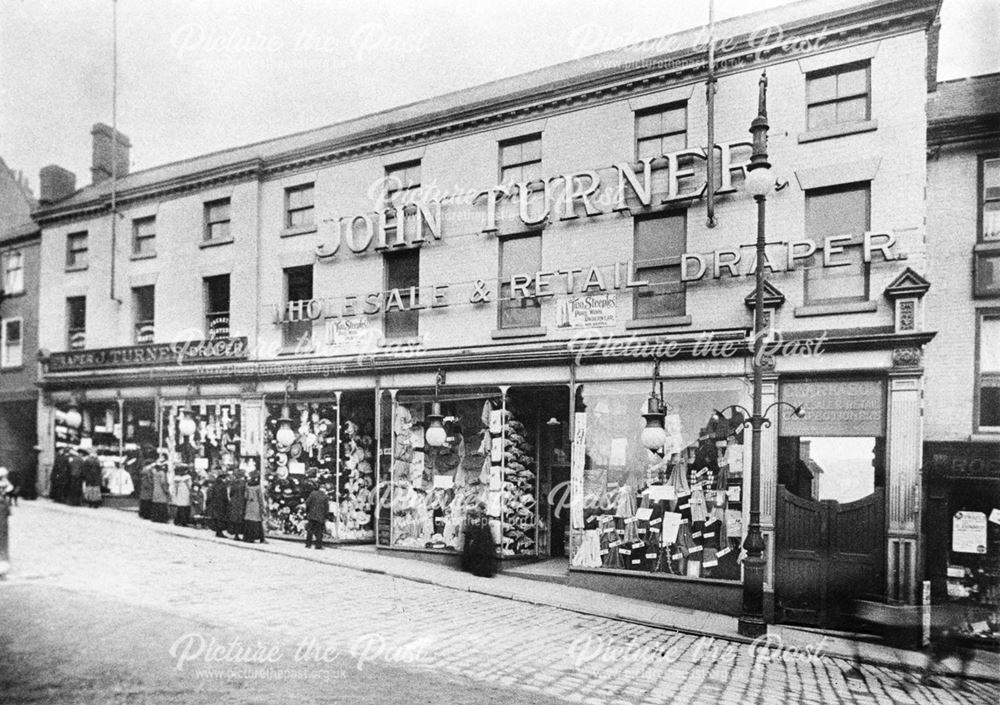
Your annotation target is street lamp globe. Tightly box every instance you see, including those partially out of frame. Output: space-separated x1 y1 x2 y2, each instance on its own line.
64 408 83 430
178 409 197 438
640 398 668 452
275 418 297 447
744 166 775 197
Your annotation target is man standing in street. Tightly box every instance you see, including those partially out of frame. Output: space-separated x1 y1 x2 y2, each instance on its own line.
304 482 330 550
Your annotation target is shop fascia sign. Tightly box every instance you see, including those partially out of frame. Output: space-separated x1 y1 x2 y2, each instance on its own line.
313 140 754 258
275 228 900 324
46 337 249 372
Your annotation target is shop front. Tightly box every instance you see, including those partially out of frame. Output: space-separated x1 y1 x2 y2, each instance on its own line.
923 441 1000 649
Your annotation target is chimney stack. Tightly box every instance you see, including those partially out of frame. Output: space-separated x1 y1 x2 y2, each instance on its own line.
39 165 77 204
90 122 131 185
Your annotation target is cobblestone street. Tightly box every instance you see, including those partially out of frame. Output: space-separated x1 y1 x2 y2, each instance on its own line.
2 502 997 705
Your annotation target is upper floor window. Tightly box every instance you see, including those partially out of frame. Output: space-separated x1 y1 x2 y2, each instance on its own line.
285 183 315 228
635 103 686 161
499 134 542 187
133 285 155 344
806 62 870 131
0 317 22 368
66 231 88 269
383 249 419 340
633 212 686 319
1 250 24 295
977 312 1000 432
204 198 231 242
283 265 313 347
385 161 421 209
981 157 1000 242
204 274 231 340
133 216 156 257
803 183 871 305
499 234 542 329
66 296 86 350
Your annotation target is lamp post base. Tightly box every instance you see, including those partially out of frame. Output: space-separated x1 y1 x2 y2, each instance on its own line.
737 616 768 639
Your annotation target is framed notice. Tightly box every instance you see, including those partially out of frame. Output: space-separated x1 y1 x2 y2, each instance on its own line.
952 511 987 554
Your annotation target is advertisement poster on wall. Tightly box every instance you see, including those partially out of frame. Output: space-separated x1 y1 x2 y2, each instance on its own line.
556 294 617 329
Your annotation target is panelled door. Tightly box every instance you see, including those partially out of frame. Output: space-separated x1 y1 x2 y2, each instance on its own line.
774 485 885 627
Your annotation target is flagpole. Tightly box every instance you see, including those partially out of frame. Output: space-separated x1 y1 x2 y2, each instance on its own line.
705 0 717 228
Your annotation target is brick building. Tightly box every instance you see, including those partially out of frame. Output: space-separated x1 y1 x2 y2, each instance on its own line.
32 0 942 624
0 157 42 498
922 71 1000 643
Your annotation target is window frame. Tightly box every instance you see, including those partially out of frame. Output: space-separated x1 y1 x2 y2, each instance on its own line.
632 211 687 320
204 274 231 340
978 154 1000 243
384 160 422 209
498 134 543 188
0 316 23 368
382 248 420 340
803 182 872 306
66 296 86 350
66 231 89 270
132 215 156 257
284 183 315 229
204 198 232 242
283 265 314 348
497 233 543 330
805 61 871 132
1 249 24 296
975 309 1000 434
634 102 688 163
132 285 156 345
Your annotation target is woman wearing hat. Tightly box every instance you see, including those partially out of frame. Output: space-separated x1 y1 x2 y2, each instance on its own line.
81 450 103 508
243 473 267 544
172 466 193 527
227 469 247 540
150 453 170 523
138 453 155 519
206 471 230 538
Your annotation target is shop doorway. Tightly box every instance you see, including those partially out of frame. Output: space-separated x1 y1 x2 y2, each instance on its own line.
774 485 886 627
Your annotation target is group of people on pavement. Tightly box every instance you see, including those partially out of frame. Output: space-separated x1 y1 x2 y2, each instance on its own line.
49 446 108 509
135 453 267 543
48 444 333 549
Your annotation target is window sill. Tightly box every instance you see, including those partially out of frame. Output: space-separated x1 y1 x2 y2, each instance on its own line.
1 290 25 299
974 241 1000 253
199 237 234 249
378 336 423 348
130 252 157 261
969 432 1000 442
625 315 692 330
490 326 547 339
793 300 877 317
797 119 878 144
277 344 316 356
281 224 318 238
0 365 25 372
65 264 88 273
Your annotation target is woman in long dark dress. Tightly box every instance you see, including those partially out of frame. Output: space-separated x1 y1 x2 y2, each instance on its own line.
461 502 498 577
206 472 230 537
242 473 267 543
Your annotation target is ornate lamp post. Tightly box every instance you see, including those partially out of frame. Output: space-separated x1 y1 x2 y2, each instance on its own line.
738 70 778 639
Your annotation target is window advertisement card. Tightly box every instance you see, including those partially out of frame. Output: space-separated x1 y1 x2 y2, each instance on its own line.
660 512 682 544
571 412 587 529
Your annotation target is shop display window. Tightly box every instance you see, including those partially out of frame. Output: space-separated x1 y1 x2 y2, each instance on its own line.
263 392 376 542
569 378 746 580
159 402 243 473
378 386 543 557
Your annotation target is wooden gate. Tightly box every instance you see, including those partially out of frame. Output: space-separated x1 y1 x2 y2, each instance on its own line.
774 485 885 627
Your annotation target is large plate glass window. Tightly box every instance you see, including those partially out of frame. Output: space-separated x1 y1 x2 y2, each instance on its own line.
569 378 746 580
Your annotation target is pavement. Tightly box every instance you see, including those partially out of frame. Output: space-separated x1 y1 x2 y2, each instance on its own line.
2 499 998 705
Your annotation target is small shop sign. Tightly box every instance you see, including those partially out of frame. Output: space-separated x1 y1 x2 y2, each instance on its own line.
46 337 249 371
952 511 988 554
555 293 617 329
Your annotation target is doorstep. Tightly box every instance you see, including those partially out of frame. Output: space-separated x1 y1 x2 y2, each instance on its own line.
19 500 1000 681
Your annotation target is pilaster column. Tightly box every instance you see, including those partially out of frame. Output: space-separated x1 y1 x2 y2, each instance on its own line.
758 374 779 592
886 348 924 603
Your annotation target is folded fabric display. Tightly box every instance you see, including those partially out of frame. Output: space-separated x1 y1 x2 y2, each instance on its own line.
572 529 603 568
